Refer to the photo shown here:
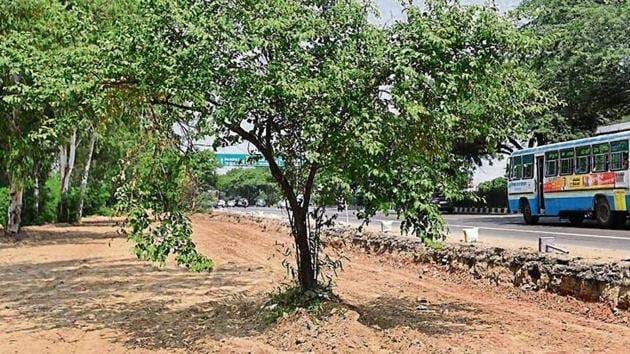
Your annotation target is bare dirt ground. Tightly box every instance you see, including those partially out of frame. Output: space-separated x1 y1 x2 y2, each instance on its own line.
1 214 629 354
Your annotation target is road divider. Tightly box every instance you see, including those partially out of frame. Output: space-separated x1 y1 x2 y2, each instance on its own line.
214 211 630 310
453 207 509 214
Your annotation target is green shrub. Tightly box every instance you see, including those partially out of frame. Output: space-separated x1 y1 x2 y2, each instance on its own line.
20 174 60 225
477 177 507 208
82 183 113 217
454 177 507 209
194 190 218 212
263 287 327 324
41 174 61 223
0 187 8 228
422 237 444 250
217 167 281 204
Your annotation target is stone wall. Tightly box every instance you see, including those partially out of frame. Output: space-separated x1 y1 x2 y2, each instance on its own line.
327 227 630 310
214 211 630 309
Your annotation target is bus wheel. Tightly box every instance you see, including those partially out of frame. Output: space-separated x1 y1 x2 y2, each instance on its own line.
595 197 616 228
568 213 584 226
521 199 539 225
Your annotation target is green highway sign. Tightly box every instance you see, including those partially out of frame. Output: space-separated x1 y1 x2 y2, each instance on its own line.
215 153 283 167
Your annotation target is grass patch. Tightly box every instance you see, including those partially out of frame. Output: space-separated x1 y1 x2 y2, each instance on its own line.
422 237 444 250
262 286 339 324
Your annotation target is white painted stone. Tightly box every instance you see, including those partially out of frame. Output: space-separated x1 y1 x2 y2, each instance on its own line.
463 227 479 243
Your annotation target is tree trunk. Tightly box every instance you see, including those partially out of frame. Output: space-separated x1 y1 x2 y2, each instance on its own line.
33 173 40 218
6 181 23 236
76 131 97 223
223 123 319 291
291 206 317 291
58 128 78 222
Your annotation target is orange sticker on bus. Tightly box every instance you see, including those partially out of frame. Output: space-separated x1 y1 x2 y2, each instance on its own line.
543 172 615 192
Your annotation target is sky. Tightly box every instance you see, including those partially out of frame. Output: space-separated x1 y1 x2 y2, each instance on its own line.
373 0 521 25
215 0 523 184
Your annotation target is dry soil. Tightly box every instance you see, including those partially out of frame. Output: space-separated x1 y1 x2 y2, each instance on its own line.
0 214 629 353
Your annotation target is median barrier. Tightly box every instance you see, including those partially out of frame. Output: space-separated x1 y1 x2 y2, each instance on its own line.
453 207 508 215
216 212 630 309
326 226 630 310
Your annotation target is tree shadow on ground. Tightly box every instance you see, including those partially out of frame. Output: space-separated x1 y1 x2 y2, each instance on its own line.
0 256 270 351
1 222 496 351
350 295 493 336
0 223 123 249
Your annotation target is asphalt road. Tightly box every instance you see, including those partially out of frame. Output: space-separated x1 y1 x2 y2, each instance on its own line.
239 206 630 254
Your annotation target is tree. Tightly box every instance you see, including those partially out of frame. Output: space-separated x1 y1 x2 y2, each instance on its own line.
0 0 67 234
114 131 214 272
122 0 552 291
75 126 97 223
515 0 630 138
189 150 219 192
217 167 281 204
351 1 554 234
1 0 148 231
477 177 508 209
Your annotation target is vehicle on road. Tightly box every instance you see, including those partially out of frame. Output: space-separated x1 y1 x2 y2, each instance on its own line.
508 131 630 227
277 200 287 209
216 199 226 208
431 194 454 213
255 199 266 207
336 196 346 212
227 200 236 207
237 198 249 208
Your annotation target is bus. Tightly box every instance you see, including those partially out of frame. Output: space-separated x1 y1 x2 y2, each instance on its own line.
507 131 630 227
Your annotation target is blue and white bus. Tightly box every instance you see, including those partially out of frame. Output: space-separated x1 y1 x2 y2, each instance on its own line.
507 131 630 227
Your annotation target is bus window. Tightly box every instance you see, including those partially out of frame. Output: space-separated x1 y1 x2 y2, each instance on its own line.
560 149 574 175
511 156 523 180
545 151 559 177
610 140 629 171
522 154 534 179
575 145 591 174
592 143 609 172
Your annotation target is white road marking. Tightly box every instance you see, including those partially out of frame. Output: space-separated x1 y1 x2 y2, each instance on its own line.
448 224 630 241
249 209 630 242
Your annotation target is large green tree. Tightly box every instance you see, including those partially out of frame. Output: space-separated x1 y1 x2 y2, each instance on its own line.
516 0 630 139
0 0 135 232
2 0 554 293
1 0 69 234
120 0 553 291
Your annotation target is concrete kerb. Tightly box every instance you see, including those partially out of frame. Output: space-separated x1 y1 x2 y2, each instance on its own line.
454 207 508 214
216 211 630 310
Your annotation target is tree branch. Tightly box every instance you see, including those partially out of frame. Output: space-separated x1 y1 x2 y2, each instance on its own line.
150 98 218 113
302 163 319 211
498 143 513 153
224 122 298 208
508 137 523 150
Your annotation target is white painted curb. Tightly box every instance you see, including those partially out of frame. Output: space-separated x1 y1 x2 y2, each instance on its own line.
453 207 509 215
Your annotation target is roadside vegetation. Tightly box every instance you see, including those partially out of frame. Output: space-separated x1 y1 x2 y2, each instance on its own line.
455 177 509 209
1 0 628 296
216 168 281 206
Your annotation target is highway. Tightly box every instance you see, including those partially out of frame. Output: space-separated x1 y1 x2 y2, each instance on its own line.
238 206 630 256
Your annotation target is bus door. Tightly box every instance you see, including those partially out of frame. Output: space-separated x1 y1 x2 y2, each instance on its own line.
536 155 545 213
